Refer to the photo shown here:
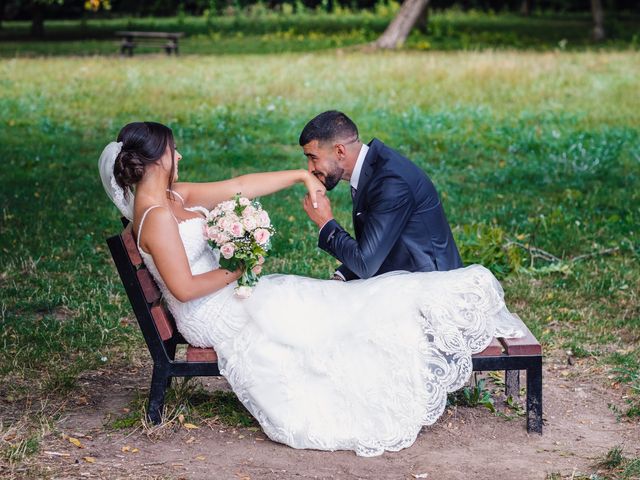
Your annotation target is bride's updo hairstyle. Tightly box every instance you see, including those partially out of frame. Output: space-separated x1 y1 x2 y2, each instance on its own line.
114 121 175 196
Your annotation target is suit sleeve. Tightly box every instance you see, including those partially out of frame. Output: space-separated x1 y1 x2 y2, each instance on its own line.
318 175 415 279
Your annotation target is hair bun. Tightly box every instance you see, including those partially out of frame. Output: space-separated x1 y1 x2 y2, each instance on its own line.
114 150 146 190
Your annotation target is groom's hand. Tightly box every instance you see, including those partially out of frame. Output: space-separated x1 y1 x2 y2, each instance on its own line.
303 191 333 228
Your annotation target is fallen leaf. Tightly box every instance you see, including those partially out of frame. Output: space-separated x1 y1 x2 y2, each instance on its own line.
131 448 139 453
185 436 195 444
183 423 199 430
83 457 96 463
195 455 206 461
122 445 131 452
178 414 185 424
68 437 84 449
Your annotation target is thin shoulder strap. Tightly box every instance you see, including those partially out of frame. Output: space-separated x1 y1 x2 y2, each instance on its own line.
137 205 167 252
168 189 185 204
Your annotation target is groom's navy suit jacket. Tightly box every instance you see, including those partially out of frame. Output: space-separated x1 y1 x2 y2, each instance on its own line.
318 139 463 281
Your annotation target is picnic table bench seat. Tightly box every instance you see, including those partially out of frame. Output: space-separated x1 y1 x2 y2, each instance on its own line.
107 221 543 433
116 31 184 56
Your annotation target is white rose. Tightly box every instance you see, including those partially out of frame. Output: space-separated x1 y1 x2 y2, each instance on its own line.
242 215 257 231
235 286 253 299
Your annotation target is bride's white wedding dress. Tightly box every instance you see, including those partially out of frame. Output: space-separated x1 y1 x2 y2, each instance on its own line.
137 205 523 457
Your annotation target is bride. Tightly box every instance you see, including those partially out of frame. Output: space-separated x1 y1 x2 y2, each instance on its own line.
99 121 523 457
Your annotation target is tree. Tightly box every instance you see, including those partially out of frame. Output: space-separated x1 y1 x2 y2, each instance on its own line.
374 0 431 49
590 0 605 41
27 0 110 38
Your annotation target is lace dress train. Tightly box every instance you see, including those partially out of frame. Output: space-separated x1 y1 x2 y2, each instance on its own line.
138 210 523 457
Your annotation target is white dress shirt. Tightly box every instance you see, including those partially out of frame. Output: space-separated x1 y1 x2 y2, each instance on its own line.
350 143 369 192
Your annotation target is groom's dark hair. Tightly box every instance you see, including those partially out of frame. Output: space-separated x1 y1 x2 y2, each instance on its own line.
299 111 358 146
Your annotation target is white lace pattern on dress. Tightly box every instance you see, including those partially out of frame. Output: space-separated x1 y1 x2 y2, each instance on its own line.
137 205 524 457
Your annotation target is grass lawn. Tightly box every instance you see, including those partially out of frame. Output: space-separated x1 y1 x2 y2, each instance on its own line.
0 47 638 470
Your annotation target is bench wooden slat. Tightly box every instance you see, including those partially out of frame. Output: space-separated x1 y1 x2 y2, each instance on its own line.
186 346 218 363
121 226 143 267
499 315 542 356
150 304 174 341
474 337 503 356
137 269 161 303
116 30 184 39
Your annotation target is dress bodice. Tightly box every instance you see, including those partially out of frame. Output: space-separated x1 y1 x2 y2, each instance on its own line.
137 205 222 318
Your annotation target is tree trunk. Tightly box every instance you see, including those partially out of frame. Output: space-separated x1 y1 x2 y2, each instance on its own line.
374 0 431 49
590 0 605 41
31 2 45 38
519 0 530 16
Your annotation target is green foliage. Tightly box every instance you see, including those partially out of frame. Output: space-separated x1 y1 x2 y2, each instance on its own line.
0 11 639 56
454 223 524 278
599 446 625 470
109 382 256 429
448 378 496 413
188 390 256 427
594 446 640 480
0 435 40 465
608 350 640 419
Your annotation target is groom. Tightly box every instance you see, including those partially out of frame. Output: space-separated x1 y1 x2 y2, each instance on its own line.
301 110 463 281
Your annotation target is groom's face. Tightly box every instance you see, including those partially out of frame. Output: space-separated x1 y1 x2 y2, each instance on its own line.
302 140 344 191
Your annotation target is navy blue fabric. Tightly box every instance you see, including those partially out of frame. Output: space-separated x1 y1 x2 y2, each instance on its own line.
318 138 463 280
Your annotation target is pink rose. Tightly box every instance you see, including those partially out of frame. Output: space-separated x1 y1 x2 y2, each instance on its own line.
220 243 235 259
218 217 230 232
235 286 253 299
220 200 235 212
253 228 271 245
229 221 245 237
257 210 270 228
242 205 257 218
206 226 220 239
239 197 251 206
251 264 262 275
257 255 265 265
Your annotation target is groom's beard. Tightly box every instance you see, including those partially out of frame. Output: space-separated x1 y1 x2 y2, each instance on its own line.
321 168 344 191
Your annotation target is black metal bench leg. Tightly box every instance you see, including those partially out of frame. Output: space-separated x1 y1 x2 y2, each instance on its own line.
148 365 169 424
526 357 543 434
505 369 520 398
165 340 178 389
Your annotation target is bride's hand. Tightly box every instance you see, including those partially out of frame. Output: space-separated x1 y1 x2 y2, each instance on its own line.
223 266 244 285
303 171 326 209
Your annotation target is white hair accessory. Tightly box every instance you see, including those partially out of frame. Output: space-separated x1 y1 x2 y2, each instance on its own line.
98 141 134 221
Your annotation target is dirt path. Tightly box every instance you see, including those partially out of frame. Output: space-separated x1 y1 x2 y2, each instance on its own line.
9 351 640 480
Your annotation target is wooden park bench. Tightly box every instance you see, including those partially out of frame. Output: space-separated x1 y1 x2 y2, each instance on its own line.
116 31 184 56
107 221 543 433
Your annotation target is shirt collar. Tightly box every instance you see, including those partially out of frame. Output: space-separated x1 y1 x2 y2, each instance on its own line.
350 143 369 191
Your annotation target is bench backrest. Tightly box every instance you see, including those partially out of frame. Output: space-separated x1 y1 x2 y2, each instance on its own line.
107 222 181 363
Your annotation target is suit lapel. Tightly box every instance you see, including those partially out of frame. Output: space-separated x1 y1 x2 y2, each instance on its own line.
352 139 381 229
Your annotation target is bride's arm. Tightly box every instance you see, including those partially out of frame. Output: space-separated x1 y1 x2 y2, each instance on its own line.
172 170 324 209
139 208 242 302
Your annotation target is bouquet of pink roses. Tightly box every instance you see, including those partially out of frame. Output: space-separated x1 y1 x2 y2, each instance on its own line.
204 194 275 298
